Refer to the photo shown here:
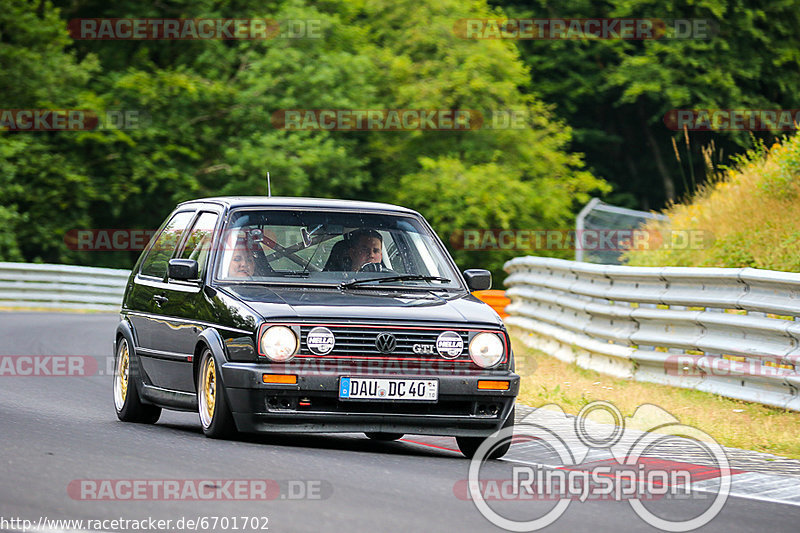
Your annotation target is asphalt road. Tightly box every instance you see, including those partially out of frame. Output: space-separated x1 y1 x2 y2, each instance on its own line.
1 312 798 533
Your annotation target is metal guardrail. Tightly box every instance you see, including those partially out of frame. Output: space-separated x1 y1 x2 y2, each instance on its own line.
0 262 129 311
504 256 800 411
5 259 800 410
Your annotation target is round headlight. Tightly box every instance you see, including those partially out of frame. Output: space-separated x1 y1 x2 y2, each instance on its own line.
468 332 504 368
260 326 298 362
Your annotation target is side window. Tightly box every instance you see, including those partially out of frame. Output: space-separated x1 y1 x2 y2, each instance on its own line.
177 212 219 279
139 211 195 278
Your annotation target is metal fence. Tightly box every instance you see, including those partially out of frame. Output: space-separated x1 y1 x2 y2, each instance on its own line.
504 256 800 411
575 198 667 264
0 262 129 312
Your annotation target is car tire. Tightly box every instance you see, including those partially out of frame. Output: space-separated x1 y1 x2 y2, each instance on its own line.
113 337 161 424
456 406 515 460
197 349 237 439
365 432 404 441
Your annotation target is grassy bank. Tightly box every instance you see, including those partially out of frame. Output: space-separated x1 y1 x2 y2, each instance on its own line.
511 332 800 459
624 135 800 269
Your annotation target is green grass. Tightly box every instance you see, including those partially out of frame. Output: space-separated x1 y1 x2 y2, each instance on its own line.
511 332 800 459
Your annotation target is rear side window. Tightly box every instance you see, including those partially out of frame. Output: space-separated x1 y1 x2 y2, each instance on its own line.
139 211 195 278
178 212 219 279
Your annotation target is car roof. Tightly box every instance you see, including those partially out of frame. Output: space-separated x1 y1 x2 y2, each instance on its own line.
177 196 420 215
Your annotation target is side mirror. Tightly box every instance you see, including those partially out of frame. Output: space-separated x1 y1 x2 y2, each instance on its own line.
168 259 199 281
463 269 491 291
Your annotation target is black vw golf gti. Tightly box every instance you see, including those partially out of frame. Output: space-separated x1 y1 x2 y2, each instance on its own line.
113 197 519 458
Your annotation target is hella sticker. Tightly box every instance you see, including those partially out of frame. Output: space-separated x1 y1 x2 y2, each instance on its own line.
307 327 335 355
436 331 463 359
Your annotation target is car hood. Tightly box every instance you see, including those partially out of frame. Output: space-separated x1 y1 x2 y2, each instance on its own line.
221 285 502 326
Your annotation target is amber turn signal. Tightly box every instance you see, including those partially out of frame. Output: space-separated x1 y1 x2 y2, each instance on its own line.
477 380 509 390
263 374 297 384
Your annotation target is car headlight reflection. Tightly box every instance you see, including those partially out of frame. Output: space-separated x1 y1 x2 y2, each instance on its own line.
260 326 298 362
468 332 504 368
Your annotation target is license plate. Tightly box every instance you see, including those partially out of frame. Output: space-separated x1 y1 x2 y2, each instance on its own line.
339 377 438 401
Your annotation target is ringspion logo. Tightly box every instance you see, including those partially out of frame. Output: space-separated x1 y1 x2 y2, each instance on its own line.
467 402 732 531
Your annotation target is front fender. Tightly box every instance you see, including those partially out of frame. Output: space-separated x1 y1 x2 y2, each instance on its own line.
194 327 229 384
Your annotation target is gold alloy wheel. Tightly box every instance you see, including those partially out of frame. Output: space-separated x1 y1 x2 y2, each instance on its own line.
199 355 216 428
113 339 129 411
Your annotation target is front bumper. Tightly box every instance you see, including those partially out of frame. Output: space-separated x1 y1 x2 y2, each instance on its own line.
221 361 520 437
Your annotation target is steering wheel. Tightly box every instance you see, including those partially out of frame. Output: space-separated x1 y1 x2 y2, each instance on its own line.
357 262 395 274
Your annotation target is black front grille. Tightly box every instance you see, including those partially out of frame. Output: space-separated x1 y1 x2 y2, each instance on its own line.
283 396 476 416
299 325 471 361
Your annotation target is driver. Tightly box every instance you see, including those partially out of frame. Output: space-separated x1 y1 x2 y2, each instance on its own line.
347 229 383 271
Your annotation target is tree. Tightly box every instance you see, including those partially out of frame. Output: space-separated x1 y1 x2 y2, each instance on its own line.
0 0 99 262
4 0 607 282
497 0 800 209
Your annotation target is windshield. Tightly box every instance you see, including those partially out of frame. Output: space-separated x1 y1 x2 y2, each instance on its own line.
214 208 463 289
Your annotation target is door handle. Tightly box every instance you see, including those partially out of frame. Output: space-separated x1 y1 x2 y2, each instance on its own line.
152 295 169 306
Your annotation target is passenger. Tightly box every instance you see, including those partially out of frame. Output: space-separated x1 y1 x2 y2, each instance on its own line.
227 244 256 278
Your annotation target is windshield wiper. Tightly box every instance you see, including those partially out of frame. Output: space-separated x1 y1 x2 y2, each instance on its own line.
340 275 451 290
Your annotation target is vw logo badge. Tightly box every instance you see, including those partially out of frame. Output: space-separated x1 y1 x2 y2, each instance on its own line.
375 333 397 354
